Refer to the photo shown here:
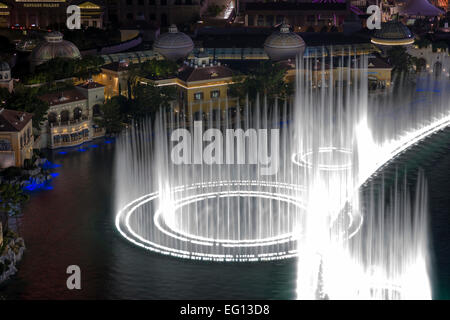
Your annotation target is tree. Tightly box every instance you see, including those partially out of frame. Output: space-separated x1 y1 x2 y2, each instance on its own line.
414 38 431 49
228 61 292 102
94 97 126 135
130 82 177 120
0 184 29 232
432 41 448 53
24 56 105 84
206 4 225 17
0 87 11 106
138 59 178 79
386 46 414 77
6 89 49 129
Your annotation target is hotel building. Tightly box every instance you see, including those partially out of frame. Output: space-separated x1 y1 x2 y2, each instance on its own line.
0 0 104 28
38 81 105 149
0 109 33 168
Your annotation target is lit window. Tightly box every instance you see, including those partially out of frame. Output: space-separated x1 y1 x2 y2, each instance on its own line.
210 90 220 99
194 92 203 100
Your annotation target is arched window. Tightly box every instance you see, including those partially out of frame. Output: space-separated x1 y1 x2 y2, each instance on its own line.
73 107 83 120
60 110 70 122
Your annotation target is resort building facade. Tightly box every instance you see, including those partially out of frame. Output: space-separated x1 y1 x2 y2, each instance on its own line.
0 0 105 28
38 81 105 149
243 2 350 32
93 61 130 99
0 109 34 168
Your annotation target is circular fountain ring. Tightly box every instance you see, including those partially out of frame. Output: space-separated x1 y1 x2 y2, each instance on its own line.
116 180 363 262
291 147 353 171
116 181 307 262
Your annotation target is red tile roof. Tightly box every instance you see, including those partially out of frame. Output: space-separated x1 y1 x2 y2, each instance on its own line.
102 62 130 72
177 64 234 82
368 57 392 69
77 81 104 89
39 89 86 106
0 108 33 132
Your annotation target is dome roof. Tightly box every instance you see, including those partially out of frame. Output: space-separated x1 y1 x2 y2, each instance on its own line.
371 21 415 46
153 25 194 60
264 24 306 61
0 61 10 72
31 31 81 67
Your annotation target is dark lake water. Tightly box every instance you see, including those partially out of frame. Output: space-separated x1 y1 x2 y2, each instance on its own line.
0 139 296 300
0 137 448 300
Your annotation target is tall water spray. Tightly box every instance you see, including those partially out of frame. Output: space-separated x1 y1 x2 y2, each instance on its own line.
292 50 436 299
115 49 441 299
115 93 308 261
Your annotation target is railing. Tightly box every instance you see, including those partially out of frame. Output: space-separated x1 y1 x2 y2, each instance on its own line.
51 135 90 148
49 116 89 128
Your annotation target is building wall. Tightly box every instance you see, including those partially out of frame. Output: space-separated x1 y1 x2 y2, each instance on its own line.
7 0 68 28
40 86 106 149
76 85 105 110
108 0 207 27
407 46 450 77
0 120 33 168
0 67 13 93
148 76 237 115
286 66 391 88
93 69 128 98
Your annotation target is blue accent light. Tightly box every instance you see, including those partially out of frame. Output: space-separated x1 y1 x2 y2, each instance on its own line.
58 151 68 155
23 181 51 192
41 160 62 170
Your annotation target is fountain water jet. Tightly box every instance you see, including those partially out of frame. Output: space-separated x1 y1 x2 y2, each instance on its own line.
114 49 442 298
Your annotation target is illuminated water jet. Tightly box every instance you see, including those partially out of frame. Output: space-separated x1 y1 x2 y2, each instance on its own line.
114 50 445 299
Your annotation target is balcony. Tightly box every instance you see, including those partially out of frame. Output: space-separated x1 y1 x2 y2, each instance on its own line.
49 116 89 128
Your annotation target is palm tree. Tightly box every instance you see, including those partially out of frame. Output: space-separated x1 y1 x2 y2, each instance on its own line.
0 184 30 234
228 61 292 106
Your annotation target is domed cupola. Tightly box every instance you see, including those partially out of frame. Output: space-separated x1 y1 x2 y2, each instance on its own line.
30 31 81 68
153 25 194 60
371 21 415 46
264 24 306 61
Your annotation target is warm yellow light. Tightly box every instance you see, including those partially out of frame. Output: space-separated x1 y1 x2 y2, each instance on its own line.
371 38 415 46
78 2 100 9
